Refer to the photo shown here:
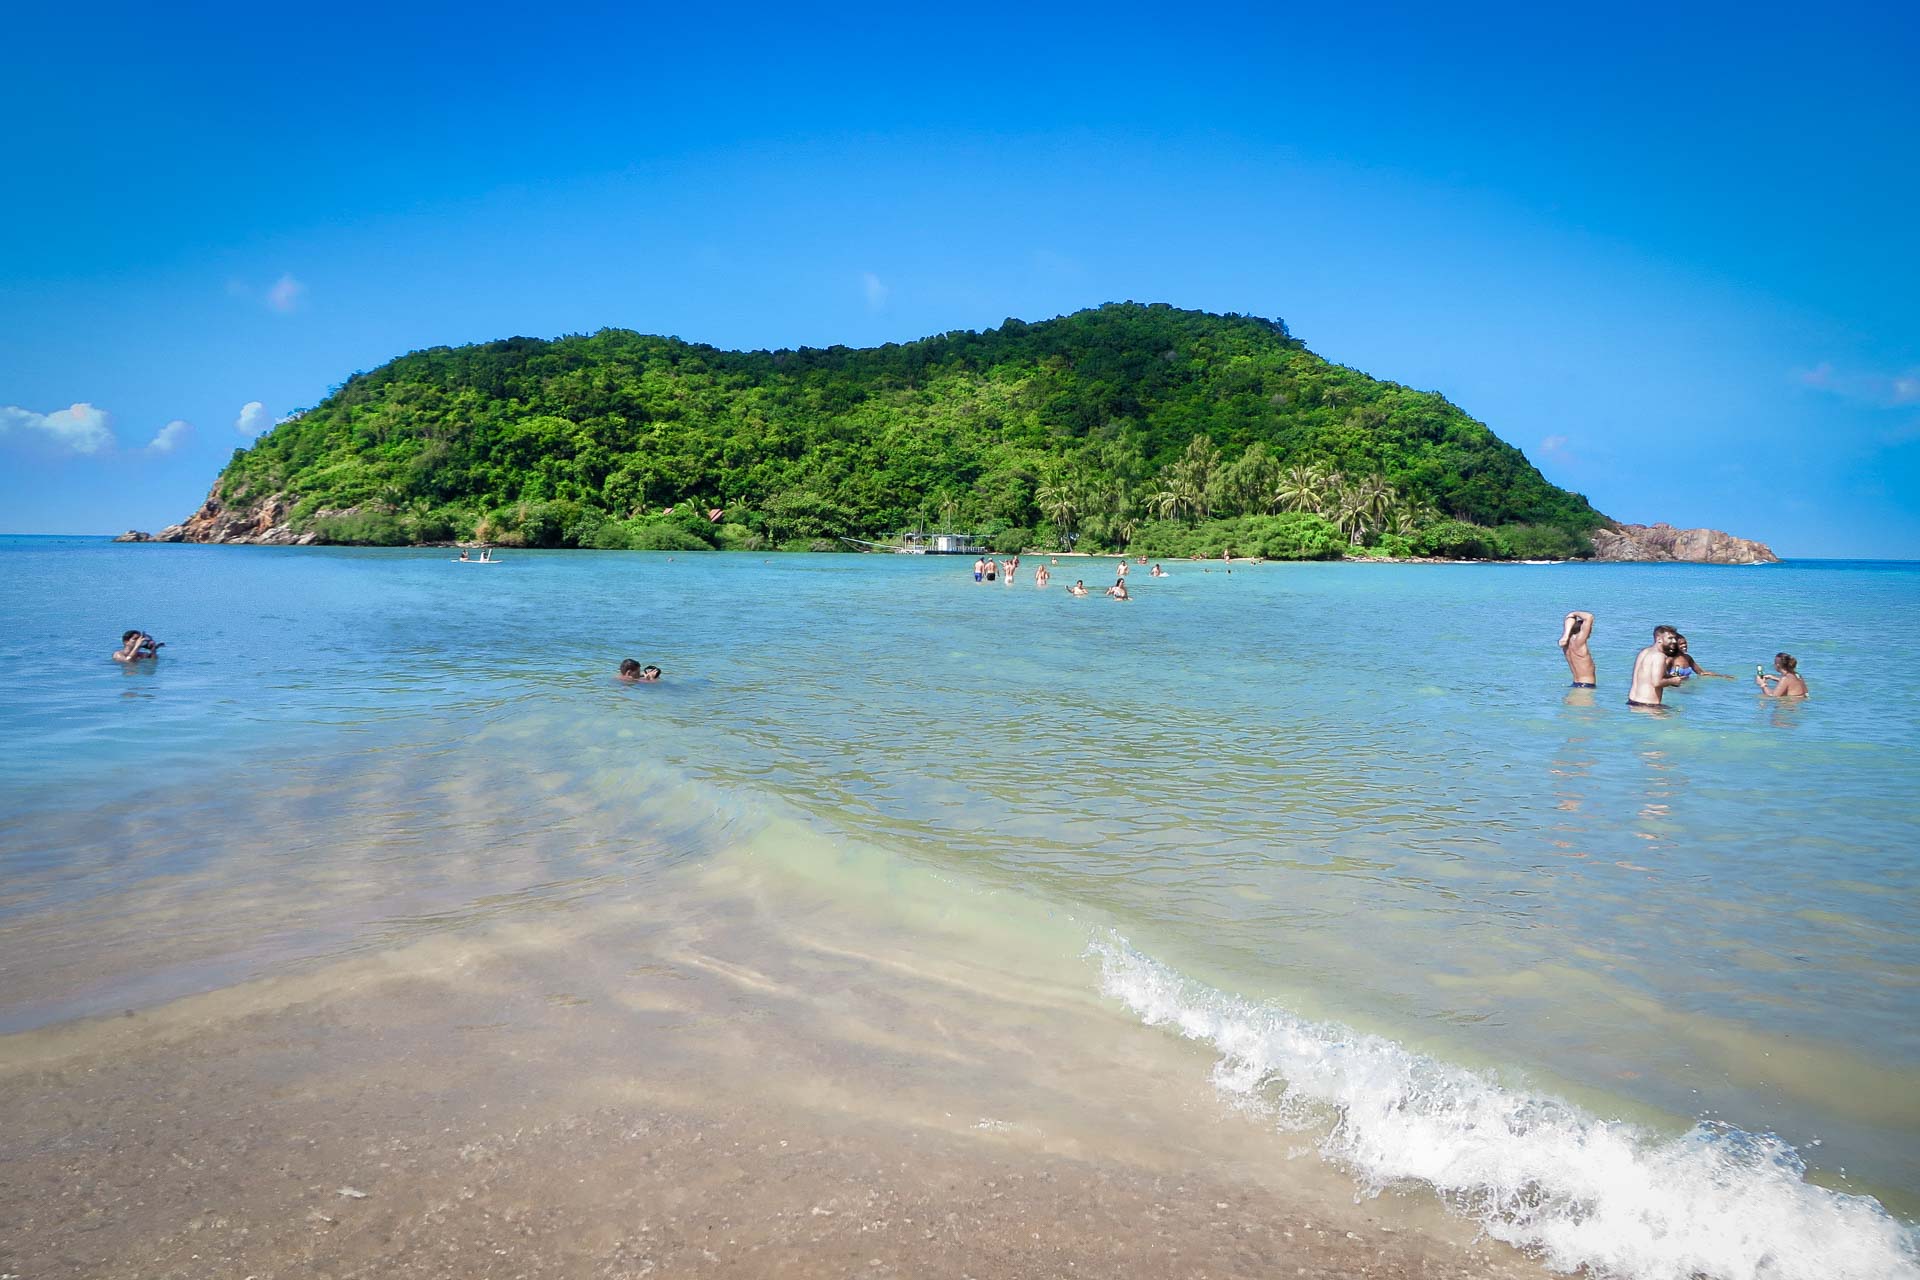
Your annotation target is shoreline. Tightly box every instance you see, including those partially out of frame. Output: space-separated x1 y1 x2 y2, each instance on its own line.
0 859 1547 1280
97 536 1781 566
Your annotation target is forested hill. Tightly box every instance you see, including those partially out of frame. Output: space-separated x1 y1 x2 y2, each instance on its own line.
202 303 1605 558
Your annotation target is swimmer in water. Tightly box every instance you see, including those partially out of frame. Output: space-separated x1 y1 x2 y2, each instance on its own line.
1068 579 1089 596
972 557 985 583
1149 563 1165 577
1558 610 1596 687
1035 564 1050 587
1627 625 1685 708
113 629 162 663
1105 580 1131 601
1668 635 1732 680
1756 652 1808 698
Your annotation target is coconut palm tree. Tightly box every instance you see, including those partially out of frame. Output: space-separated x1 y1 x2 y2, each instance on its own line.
1273 463 1327 514
1035 476 1079 547
1333 482 1370 544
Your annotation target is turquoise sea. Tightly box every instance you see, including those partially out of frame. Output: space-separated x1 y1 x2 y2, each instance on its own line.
2 536 1916 1279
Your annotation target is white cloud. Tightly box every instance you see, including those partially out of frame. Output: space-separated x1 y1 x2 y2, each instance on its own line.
147 419 192 453
235 401 271 436
266 274 305 313
861 271 889 312
0 402 115 453
1540 434 1570 453
1797 361 1920 408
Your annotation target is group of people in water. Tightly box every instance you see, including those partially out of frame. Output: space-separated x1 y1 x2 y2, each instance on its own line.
973 554 1176 602
1558 611 1808 707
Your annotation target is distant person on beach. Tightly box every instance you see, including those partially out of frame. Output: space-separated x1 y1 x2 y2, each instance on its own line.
1757 653 1808 698
1558 611 1596 687
1668 635 1732 681
1627 626 1685 708
972 557 985 583
113 630 162 663
1068 579 1089 596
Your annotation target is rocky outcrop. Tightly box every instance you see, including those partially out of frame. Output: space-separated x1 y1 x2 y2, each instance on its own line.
153 483 318 545
1588 523 1778 565
113 530 152 542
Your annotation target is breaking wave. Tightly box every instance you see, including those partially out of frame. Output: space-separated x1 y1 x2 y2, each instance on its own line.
1092 935 1919 1280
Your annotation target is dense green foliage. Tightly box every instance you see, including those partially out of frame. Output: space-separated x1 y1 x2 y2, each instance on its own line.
219 303 1603 556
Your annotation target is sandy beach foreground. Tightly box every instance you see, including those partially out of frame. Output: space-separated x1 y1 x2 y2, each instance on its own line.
0 854 1548 1280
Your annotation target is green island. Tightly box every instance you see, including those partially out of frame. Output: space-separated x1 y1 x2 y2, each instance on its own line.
210 302 1604 560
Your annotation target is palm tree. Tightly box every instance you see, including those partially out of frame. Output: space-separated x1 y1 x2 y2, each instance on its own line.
1357 474 1394 535
1333 482 1369 544
1273 463 1326 514
1035 476 1079 548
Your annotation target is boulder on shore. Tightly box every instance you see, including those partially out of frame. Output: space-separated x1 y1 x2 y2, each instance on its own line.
1588 523 1778 565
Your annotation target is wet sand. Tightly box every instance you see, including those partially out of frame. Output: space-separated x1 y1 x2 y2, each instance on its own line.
0 858 1550 1280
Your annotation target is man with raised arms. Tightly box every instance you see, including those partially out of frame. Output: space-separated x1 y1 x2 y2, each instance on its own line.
1627 625 1685 708
1558 611 1596 687
113 629 162 663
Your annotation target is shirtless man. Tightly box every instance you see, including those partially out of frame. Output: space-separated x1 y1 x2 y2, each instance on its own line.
1558 611 1596 688
1627 625 1685 708
113 629 162 663
1757 652 1809 698
972 557 986 583
1067 579 1089 596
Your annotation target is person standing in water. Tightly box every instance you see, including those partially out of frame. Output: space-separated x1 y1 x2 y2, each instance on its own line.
972 557 986 583
1558 611 1596 687
1757 652 1809 698
1668 635 1733 680
1628 625 1685 708
113 629 162 663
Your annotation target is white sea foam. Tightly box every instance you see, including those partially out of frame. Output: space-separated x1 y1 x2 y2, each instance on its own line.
1091 935 1920 1280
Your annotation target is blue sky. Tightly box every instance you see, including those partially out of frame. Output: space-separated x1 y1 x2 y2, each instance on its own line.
3 2 1915 556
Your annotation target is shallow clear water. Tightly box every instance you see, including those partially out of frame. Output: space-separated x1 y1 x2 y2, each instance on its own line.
2 538 1916 1277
